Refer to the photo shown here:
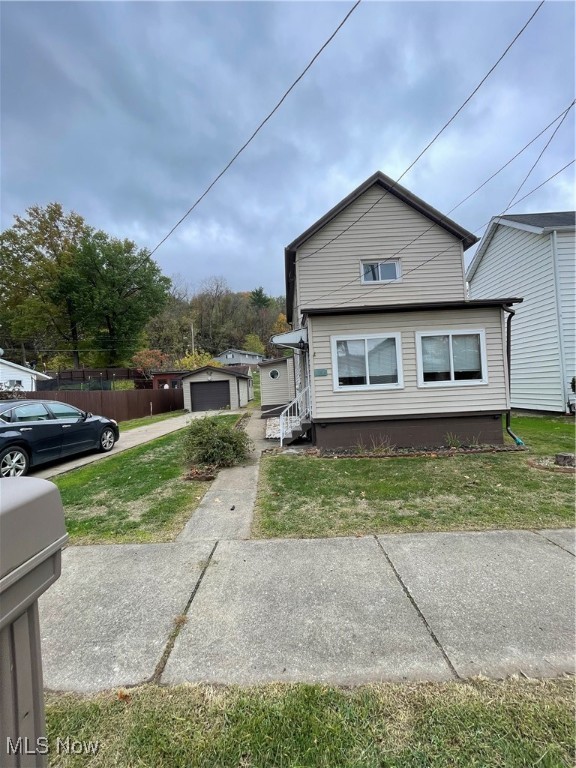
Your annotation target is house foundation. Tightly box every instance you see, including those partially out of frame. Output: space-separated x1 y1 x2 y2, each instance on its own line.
311 413 504 450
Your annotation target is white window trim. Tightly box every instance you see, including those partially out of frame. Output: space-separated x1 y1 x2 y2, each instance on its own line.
360 259 402 284
330 332 404 392
415 329 488 388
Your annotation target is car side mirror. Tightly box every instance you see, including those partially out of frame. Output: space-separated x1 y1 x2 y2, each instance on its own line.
83 411 93 420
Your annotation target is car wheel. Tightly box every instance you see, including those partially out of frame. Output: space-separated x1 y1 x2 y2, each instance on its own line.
0 446 30 477
98 427 116 453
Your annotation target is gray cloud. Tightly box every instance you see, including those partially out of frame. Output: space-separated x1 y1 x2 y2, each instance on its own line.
2 1 574 295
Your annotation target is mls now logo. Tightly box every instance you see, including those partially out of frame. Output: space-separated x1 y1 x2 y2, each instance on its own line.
6 737 49 756
6 736 99 755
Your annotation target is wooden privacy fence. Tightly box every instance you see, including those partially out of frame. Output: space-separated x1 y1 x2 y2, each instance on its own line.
22 389 184 423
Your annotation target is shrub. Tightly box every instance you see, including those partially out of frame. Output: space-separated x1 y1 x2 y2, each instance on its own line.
183 416 253 468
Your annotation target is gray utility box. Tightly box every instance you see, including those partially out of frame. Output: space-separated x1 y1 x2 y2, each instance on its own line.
0 478 68 768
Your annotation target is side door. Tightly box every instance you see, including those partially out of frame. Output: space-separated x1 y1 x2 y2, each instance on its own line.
46 402 98 456
9 402 63 464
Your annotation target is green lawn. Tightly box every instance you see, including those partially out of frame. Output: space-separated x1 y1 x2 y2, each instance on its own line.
44 679 574 768
54 431 207 544
119 409 186 431
254 413 574 538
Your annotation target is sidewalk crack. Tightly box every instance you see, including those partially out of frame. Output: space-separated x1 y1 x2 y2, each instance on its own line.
374 536 460 680
151 540 219 684
532 530 575 557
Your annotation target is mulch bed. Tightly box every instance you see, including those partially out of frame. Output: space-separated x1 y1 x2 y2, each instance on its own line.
263 444 527 459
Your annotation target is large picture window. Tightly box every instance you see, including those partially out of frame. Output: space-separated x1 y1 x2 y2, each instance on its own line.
416 330 487 386
331 333 403 390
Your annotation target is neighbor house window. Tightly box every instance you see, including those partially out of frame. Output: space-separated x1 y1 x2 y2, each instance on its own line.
416 330 487 386
331 333 403 390
361 260 400 283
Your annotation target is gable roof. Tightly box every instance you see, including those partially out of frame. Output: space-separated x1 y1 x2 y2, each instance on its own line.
467 211 576 282
499 212 575 229
0 359 51 379
181 365 251 380
285 170 478 321
215 349 264 358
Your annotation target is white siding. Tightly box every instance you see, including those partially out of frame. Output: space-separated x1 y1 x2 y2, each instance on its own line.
309 308 507 419
555 230 575 404
469 225 565 412
259 358 295 407
181 370 241 411
294 186 466 320
0 362 42 391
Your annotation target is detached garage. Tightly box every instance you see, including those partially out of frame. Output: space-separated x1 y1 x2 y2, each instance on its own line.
182 366 252 412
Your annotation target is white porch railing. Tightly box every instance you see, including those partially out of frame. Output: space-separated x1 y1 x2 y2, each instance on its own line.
279 386 311 446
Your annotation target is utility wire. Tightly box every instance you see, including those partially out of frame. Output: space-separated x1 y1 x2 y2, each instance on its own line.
335 158 575 308
293 0 546 268
149 0 362 256
297 99 574 310
505 103 573 209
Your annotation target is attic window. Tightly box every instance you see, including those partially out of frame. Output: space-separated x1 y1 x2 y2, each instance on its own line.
361 260 400 283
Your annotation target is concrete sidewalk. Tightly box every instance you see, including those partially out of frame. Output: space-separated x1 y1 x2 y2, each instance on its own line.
35 410 575 692
39 527 575 692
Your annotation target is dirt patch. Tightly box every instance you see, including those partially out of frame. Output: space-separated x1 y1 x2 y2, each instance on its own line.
527 457 576 474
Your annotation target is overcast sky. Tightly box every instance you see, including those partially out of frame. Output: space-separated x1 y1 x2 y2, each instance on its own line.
2 1 575 297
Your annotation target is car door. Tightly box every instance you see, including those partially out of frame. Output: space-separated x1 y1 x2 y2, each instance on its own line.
9 402 63 464
47 402 98 456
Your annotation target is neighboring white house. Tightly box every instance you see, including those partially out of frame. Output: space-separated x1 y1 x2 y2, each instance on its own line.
467 212 575 413
0 358 51 392
270 170 521 448
213 349 265 367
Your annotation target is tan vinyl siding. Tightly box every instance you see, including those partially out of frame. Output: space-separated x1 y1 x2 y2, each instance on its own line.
182 370 240 411
469 225 565 412
295 186 465 318
556 230 575 402
308 308 507 419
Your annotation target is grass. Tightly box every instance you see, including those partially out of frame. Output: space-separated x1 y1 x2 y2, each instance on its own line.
44 679 575 767
247 369 261 409
54 414 240 544
119 409 186 431
254 413 574 539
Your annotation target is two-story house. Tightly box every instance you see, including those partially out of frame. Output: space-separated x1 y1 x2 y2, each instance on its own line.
271 171 521 448
467 212 575 414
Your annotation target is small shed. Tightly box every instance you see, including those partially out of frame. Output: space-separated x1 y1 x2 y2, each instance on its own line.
181 366 252 412
151 370 190 390
258 357 295 416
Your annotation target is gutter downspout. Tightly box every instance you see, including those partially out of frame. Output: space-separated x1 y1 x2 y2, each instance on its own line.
503 305 524 446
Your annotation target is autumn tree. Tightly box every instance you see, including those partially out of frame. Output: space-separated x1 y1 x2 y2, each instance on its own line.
131 349 170 379
174 351 221 370
243 333 265 355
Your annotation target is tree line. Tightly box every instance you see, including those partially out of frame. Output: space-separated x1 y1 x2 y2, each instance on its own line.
0 203 288 371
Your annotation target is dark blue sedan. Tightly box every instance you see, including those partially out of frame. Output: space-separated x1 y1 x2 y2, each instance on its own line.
0 400 119 477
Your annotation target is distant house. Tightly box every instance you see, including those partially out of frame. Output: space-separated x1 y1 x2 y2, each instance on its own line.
467 212 575 413
269 170 521 448
214 349 265 368
0 359 51 392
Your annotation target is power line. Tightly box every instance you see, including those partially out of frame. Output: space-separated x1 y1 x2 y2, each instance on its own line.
297 99 574 311
293 0 546 269
505 104 572 209
149 0 362 256
335 158 575 308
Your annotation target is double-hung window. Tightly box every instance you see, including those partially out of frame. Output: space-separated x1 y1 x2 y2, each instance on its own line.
361 259 401 283
416 330 487 386
331 333 403 390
